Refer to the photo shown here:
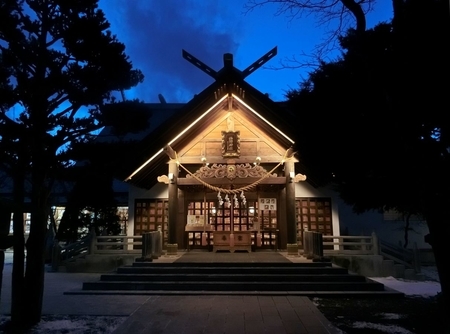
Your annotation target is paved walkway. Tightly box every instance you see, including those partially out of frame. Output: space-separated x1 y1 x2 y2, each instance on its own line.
1 251 342 333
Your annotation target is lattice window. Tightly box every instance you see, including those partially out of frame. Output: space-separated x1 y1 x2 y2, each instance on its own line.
296 198 333 247
134 199 168 246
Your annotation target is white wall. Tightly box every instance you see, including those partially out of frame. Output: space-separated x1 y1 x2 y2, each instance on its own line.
333 194 431 249
294 182 430 249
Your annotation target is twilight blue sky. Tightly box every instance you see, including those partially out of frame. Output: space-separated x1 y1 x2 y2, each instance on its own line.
99 1 393 103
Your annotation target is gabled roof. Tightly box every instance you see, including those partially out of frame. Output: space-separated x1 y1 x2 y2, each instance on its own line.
97 103 184 144
123 52 298 189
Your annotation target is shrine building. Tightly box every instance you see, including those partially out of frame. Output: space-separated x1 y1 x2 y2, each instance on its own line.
121 48 339 255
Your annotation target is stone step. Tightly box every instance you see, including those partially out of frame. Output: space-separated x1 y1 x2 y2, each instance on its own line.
116 266 348 275
73 258 403 297
100 273 367 283
130 261 332 268
83 280 385 292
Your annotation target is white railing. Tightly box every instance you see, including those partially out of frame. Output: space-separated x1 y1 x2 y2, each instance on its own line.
67 233 379 257
58 231 420 273
320 232 421 273
90 235 142 255
54 233 142 270
322 233 379 255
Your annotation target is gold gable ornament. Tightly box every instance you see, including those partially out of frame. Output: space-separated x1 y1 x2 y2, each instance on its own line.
221 131 240 158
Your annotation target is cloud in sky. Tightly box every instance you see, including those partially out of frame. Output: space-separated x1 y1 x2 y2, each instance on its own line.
99 0 393 103
100 0 243 103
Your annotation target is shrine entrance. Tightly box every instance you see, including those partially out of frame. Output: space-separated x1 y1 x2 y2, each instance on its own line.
185 190 280 252
127 47 306 255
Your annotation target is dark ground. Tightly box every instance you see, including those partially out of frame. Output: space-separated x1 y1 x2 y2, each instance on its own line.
0 293 446 333
313 294 448 334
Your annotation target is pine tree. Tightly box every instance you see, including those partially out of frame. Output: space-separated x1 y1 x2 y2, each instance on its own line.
0 0 143 328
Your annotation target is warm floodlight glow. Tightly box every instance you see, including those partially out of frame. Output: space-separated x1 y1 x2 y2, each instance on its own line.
232 94 295 144
125 148 163 181
168 95 228 146
289 171 295 183
201 156 209 166
125 95 228 181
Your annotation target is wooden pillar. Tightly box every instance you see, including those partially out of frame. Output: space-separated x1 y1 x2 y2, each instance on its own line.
278 189 287 249
285 158 298 255
177 188 185 248
167 159 178 254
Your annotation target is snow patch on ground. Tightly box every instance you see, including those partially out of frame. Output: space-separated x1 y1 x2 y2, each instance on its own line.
369 276 441 296
378 313 404 320
0 315 126 334
419 266 440 282
352 321 414 334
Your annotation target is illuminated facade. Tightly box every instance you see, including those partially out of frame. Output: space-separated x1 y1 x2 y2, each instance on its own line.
0 50 430 253
122 49 340 254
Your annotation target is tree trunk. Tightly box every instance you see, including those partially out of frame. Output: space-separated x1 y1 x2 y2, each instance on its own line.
22 96 50 326
22 150 49 326
0 250 4 307
23 208 47 326
11 172 26 326
403 214 410 248
49 207 57 235
425 212 449 328
341 0 366 33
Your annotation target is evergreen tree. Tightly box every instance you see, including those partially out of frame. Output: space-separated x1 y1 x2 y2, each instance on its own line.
287 0 448 319
0 0 143 328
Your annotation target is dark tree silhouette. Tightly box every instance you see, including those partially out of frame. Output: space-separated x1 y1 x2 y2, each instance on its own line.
287 0 448 320
0 0 143 328
55 100 152 242
245 0 377 67
56 166 119 243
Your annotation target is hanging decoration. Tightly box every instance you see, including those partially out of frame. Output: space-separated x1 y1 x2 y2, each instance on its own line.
217 191 224 206
240 191 246 206
176 149 292 195
169 149 298 211
217 191 246 208
224 194 230 207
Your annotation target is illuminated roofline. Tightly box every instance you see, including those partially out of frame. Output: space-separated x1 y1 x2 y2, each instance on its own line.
232 94 295 144
125 94 228 181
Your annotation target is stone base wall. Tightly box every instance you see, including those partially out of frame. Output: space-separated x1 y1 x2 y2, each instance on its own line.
329 255 384 277
61 254 140 273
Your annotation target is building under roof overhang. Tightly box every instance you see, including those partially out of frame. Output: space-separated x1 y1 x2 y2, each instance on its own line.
121 48 337 254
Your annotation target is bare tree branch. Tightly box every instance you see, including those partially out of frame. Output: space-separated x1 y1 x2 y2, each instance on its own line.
244 0 378 70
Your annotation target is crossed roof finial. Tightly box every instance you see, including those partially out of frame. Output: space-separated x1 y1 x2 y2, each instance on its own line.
182 46 277 80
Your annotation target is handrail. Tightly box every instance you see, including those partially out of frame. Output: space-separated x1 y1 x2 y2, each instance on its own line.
379 239 421 273
57 232 421 274
92 235 142 254
57 234 143 262
59 235 92 261
317 233 420 273
322 234 376 255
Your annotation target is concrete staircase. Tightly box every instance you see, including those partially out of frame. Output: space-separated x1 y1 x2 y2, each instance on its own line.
379 240 425 280
381 259 426 280
75 261 403 297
